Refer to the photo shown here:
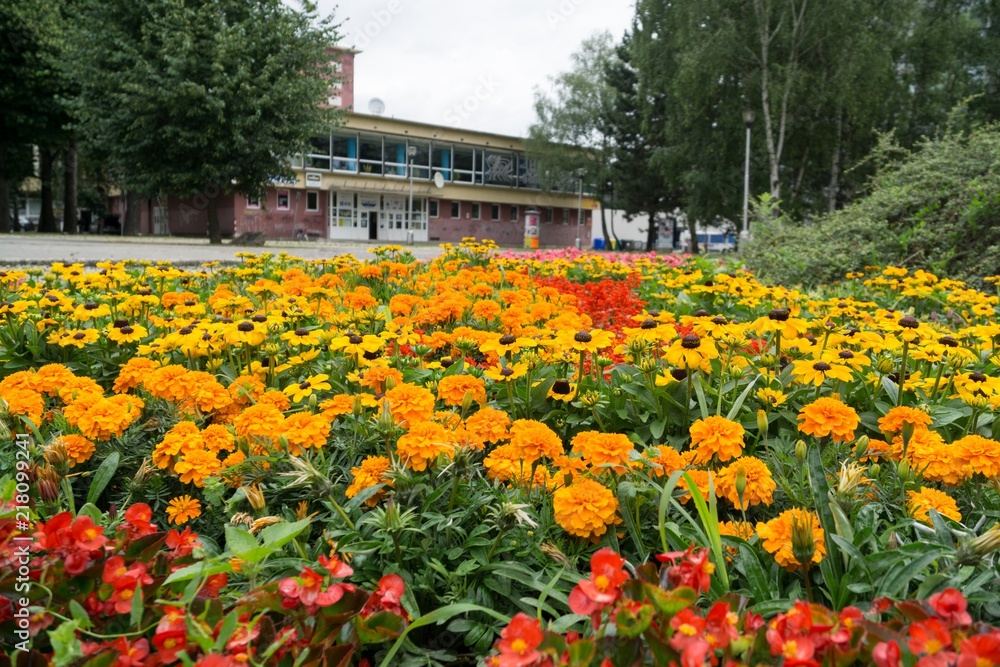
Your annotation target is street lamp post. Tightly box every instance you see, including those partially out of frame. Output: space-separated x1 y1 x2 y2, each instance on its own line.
407 145 417 242
741 108 755 245
575 167 585 250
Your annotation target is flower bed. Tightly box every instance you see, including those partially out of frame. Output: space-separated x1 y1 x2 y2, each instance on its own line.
1 238 999 665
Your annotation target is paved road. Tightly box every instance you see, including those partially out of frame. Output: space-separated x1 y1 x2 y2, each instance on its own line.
0 234 446 266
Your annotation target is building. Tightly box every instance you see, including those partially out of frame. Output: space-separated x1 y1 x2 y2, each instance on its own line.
114 48 594 246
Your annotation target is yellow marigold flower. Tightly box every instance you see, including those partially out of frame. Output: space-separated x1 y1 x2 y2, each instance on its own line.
756 508 826 570
570 431 635 472
346 455 393 506
396 420 453 471
797 396 859 442
74 397 140 441
688 415 745 465
228 375 266 405
166 495 202 525
716 456 776 509
173 448 223 487
437 374 487 407
464 407 511 447
719 520 755 541
953 434 1000 479
878 406 933 437
57 434 96 466
201 424 235 454
907 487 962 525
552 477 619 540
508 419 564 464
383 383 436 427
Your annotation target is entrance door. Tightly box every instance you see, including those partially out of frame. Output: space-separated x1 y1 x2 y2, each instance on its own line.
368 212 378 240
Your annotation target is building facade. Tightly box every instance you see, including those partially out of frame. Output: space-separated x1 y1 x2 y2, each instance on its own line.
117 48 594 247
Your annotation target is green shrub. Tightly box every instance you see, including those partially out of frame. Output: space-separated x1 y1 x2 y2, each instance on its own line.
744 121 1000 287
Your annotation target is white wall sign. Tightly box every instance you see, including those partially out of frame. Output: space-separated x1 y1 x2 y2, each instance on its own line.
305 173 322 188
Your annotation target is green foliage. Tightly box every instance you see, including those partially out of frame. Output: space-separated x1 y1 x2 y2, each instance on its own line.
743 120 1000 287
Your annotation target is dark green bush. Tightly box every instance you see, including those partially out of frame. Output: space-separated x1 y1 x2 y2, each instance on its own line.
743 122 1000 288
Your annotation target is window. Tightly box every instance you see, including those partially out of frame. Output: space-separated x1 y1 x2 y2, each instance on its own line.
409 141 431 180
471 203 481 220
307 135 331 170
509 205 519 221
450 201 460 219
563 208 571 224
491 204 500 221
359 134 384 175
277 190 290 211
306 191 319 212
246 195 261 210
429 199 439 218
544 207 553 224
332 132 357 172
453 146 475 183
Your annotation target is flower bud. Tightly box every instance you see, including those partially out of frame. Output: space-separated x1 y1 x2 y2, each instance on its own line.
308 393 318 411
901 422 914 448
44 440 68 469
869 463 881 477
461 390 476 415
756 409 769 435
877 357 896 374
897 458 910 482
965 523 1000 557
790 512 816 567
36 465 60 503
244 484 266 512
854 435 869 461
735 466 748 510
133 458 153 486
384 375 397 392
795 440 808 462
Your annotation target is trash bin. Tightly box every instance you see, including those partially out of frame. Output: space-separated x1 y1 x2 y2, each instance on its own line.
406 230 414 245
593 238 605 250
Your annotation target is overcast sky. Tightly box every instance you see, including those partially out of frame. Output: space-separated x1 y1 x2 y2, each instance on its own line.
315 0 636 137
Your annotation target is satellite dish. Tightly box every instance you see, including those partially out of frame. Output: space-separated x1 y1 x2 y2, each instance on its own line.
433 171 445 189
368 98 385 116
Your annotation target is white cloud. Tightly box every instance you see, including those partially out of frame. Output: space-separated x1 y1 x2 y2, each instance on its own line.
319 0 635 136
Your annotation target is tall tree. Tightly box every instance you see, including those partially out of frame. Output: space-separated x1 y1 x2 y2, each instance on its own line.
66 0 341 243
528 33 618 246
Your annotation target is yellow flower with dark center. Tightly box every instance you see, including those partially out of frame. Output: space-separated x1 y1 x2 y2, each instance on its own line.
756 387 787 409
225 320 267 347
72 301 111 321
49 328 101 348
484 362 528 383
330 331 383 358
554 328 616 354
756 508 826 570
479 333 537 357
280 326 322 346
663 333 719 370
790 355 854 386
907 487 962 525
283 374 331 403
716 456 776 509
166 495 202 525
106 323 148 344
688 415 745 464
552 477 619 540
797 396 859 442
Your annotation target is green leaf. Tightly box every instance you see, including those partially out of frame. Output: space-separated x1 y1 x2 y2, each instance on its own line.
257 518 312 549
805 444 842 583
49 620 84 667
726 376 759 421
225 524 259 555
68 600 92 630
86 452 120 505
129 584 144 628
875 547 950 599
213 612 239 652
377 603 511 667
76 503 103 524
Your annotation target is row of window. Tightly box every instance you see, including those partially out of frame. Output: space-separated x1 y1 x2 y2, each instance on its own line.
431 201 579 224
296 130 564 191
246 190 321 213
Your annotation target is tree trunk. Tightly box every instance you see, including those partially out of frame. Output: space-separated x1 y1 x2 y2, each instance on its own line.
0 141 9 234
687 215 700 254
207 188 222 244
63 140 78 234
599 205 611 250
645 213 657 252
828 109 842 213
123 191 141 235
38 147 57 233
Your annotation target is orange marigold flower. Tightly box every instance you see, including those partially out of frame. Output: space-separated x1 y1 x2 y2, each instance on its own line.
484 443 533 485
508 419 564 464
437 374 487 407
396 420 453 471
57 434 96 466
952 434 1000 479
894 429 969 486
878 406 933 437
383 383 436 427
280 412 331 455
570 431 635 472
166 496 201 525
716 456 776 509
74 397 140 441
644 445 687 477
233 403 285 439
1 387 45 426
346 455 393 506
228 375 265 405
464 407 511 448
113 358 160 393
143 365 189 401
688 415 745 464
907 487 962 525
552 478 619 540
756 508 826 570
173 449 222 487
797 397 859 442
201 425 235 454
153 421 203 470
35 364 79 396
